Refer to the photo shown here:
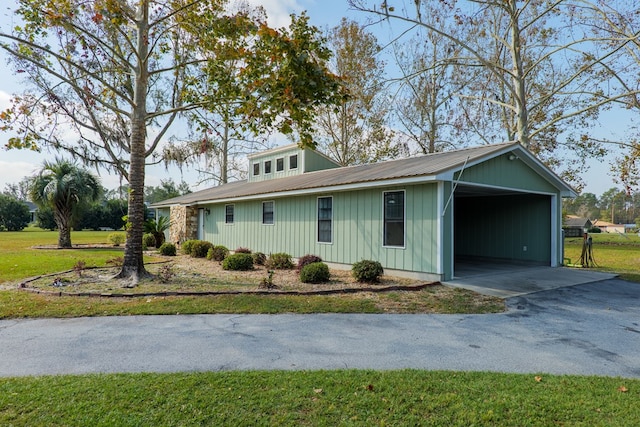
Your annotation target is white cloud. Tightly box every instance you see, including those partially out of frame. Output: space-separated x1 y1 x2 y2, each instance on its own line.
244 0 304 27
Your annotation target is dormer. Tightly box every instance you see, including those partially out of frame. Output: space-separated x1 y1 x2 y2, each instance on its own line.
247 144 341 182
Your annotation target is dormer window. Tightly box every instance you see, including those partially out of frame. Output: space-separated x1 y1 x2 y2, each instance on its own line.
276 157 284 172
289 154 298 170
264 160 272 174
253 163 260 176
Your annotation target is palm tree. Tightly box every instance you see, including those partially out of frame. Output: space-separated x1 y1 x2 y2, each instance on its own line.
30 158 102 248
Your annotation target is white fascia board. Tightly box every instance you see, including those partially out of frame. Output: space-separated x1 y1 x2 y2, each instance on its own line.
193 175 439 206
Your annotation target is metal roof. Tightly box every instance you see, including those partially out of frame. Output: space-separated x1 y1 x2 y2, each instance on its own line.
151 142 572 207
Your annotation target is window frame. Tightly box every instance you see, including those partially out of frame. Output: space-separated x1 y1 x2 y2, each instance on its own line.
289 154 298 170
276 157 284 172
225 204 235 225
264 160 272 174
317 196 333 244
262 200 275 225
382 190 406 248
252 162 260 176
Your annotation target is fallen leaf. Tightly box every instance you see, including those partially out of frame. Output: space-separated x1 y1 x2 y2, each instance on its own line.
534 376 542 382
313 388 323 394
618 386 628 393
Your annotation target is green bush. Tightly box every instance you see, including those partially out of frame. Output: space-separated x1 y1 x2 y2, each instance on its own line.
266 252 294 269
191 240 214 258
158 242 177 256
143 233 156 249
107 232 126 246
352 259 384 283
297 254 322 271
207 245 229 261
299 262 330 284
181 239 198 255
588 227 602 233
252 252 267 265
222 253 254 271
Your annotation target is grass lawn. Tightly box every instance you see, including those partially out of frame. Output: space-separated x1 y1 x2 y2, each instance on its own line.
0 370 637 426
564 233 640 282
1 231 638 425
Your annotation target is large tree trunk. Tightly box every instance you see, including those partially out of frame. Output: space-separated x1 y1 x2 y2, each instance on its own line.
509 2 530 148
116 1 150 284
54 211 72 249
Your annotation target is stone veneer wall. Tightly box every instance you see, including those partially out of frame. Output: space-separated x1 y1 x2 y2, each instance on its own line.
169 205 198 245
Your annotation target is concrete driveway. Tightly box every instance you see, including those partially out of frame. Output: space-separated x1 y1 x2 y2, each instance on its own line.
0 278 638 378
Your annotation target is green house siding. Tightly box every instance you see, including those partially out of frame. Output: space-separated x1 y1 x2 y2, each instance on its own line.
455 194 551 263
303 149 341 173
457 154 558 194
200 183 441 276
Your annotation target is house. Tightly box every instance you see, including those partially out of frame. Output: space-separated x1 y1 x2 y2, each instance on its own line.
563 215 592 237
592 219 626 234
151 142 575 281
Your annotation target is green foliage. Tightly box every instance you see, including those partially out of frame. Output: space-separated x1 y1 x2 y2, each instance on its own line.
252 252 267 265
266 252 294 269
158 243 177 256
144 216 170 247
296 254 322 271
107 233 125 246
222 253 254 271
190 240 213 258
145 179 191 205
35 206 56 231
0 194 31 231
588 227 602 233
299 262 330 283
207 245 229 261
181 239 198 255
352 259 384 283
143 233 156 249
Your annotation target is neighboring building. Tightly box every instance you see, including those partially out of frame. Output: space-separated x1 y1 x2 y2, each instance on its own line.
592 219 626 234
152 142 575 281
563 215 592 237
25 201 38 223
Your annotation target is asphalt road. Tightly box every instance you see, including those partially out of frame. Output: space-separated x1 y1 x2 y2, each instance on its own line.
1 279 639 378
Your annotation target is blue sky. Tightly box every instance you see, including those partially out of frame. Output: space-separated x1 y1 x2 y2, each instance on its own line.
0 0 626 196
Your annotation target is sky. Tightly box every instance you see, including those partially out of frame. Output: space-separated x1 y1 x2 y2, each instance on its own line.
0 0 628 197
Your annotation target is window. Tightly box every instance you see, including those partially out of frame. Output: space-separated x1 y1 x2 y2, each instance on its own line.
383 191 405 247
225 204 234 224
289 154 298 170
264 160 272 174
276 157 284 172
317 196 333 243
262 201 274 225
253 163 260 176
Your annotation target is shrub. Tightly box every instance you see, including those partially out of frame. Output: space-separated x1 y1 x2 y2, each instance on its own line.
158 242 177 256
297 254 322 271
352 259 384 283
191 240 214 258
300 262 330 284
252 252 267 266
181 239 198 255
234 247 252 254
143 233 156 249
222 253 254 271
588 227 602 233
108 232 126 246
207 245 229 261
266 252 294 269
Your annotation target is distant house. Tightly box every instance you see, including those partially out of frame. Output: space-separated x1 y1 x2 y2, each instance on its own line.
592 219 626 234
563 215 592 237
25 201 38 223
152 142 575 281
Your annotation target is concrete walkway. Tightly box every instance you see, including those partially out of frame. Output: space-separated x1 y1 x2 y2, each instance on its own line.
444 266 617 298
0 278 638 378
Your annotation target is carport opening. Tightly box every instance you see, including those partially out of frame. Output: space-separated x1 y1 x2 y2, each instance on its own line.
453 185 551 278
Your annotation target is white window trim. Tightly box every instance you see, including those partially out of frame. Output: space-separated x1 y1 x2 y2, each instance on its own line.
382 189 406 249
262 200 275 225
264 160 272 175
225 204 235 225
289 154 298 170
316 196 333 244
276 157 284 172
252 162 260 176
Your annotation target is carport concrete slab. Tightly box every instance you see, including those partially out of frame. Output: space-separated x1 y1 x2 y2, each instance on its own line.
443 266 617 298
